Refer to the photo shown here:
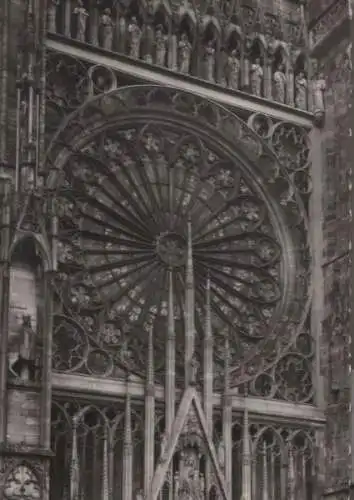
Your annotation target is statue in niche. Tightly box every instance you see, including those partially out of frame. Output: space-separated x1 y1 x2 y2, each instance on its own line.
189 355 199 385
9 315 42 382
250 58 263 97
73 0 89 43
205 41 216 82
179 33 192 74
273 63 287 103
128 17 142 59
227 49 241 90
48 0 60 33
159 432 168 462
155 25 167 66
217 439 225 469
135 489 144 500
313 71 326 113
100 8 114 51
295 71 308 110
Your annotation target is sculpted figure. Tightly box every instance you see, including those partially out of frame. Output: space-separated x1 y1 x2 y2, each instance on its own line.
217 439 225 469
128 17 142 59
227 49 240 90
179 33 192 74
205 41 215 82
250 58 263 96
295 71 308 110
10 315 42 382
313 71 326 112
189 355 199 385
159 432 168 462
135 489 144 500
74 0 89 42
155 25 167 66
48 0 60 33
273 63 287 103
100 8 114 51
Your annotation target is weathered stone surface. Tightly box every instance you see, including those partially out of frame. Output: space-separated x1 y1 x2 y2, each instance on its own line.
320 32 352 494
6 390 40 446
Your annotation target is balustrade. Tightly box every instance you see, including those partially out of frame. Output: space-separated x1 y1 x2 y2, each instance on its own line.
47 0 318 112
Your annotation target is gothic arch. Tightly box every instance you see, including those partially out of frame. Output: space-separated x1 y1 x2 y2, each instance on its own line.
45 85 310 387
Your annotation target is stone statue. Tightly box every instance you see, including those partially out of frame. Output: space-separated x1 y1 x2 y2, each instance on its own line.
313 71 326 113
100 8 114 51
128 17 142 59
48 0 59 33
250 58 263 97
217 439 225 469
159 432 168 462
74 0 89 43
205 41 215 82
179 33 192 74
189 355 199 385
10 315 42 381
200 474 205 493
227 49 240 90
135 489 144 500
295 71 308 110
273 63 287 103
155 25 167 66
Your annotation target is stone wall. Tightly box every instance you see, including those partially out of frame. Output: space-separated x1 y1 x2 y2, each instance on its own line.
320 35 352 494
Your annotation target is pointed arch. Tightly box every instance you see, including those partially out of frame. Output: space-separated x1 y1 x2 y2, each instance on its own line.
250 33 267 61
178 10 197 43
272 42 290 72
10 232 51 272
224 23 243 52
200 15 221 37
153 0 172 30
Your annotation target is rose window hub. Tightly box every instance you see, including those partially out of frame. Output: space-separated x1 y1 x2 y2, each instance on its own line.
156 232 186 268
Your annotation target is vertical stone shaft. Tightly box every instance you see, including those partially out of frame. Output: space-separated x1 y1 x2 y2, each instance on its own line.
223 335 232 498
123 389 133 500
204 273 213 495
101 428 109 500
0 0 9 171
166 269 175 500
242 391 251 500
287 447 296 500
70 419 80 500
166 269 176 432
40 270 53 449
0 176 11 442
262 441 269 500
184 220 195 387
144 324 155 495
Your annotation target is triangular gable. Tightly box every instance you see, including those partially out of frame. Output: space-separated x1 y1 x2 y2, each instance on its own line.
148 387 229 500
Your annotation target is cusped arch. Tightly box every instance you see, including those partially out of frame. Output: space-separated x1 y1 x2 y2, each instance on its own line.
45 85 310 386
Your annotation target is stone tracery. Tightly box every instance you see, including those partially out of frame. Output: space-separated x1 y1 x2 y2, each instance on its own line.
45 85 311 402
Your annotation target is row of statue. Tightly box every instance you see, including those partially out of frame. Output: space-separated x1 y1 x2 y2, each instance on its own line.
47 1 320 111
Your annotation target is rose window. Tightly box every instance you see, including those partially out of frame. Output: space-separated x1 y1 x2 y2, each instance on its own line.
50 87 309 385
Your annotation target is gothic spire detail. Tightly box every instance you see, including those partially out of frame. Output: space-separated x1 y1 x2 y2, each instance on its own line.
241 388 251 500
144 323 155 495
185 220 196 387
166 268 176 432
148 387 228 500
204 271 213 436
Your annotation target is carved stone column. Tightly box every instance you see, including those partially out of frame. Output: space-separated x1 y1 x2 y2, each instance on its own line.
168 15 178 72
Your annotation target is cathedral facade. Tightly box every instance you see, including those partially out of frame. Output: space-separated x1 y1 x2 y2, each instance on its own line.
0 0 352 499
